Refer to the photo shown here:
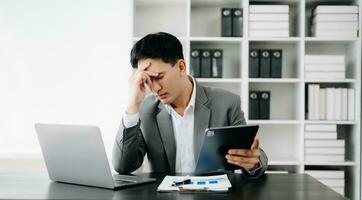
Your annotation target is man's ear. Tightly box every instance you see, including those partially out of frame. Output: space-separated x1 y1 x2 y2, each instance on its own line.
176 59 187 75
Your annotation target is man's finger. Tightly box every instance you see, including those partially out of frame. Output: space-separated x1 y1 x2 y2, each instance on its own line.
228 149 255 156
137 59 152 71
226 155 259 165
251 135 259 150
226 154 244 162
228 149 247 155
143 70 159 77
226 155 259 164
142 74 153 92
228 149 260 157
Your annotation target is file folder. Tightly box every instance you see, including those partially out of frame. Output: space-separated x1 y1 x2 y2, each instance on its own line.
249 91 259 119
221 8 232 37
201 50 212 78
259 91 270 119
190 49 201 77
211 50 223 78
271 49 282 78
260 50 271 78
249 49 259 78
232 8 243 37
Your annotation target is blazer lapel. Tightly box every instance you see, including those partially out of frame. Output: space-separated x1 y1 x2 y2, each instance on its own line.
156 104 176 173
193 84 211 163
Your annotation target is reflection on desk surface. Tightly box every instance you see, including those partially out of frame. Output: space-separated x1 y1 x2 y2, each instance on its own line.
0 173 348 200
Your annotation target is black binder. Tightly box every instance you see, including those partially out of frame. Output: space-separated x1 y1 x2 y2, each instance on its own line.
259 91 270 119
271 49 282 78
190 49 201 77
201 50 212 78
221 8 232 37
211 50 223 78
249 49 259 78
232 8 243 37
260 50 271 78
249 91 259 120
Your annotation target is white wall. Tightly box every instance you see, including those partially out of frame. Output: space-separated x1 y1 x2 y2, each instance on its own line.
0 0 132 158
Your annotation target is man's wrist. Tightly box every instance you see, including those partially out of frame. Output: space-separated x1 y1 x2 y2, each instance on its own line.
126 104 140 115
246 161 263 176
123 112 140 128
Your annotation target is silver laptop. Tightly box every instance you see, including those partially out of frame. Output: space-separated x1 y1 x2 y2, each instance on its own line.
34 123 155 189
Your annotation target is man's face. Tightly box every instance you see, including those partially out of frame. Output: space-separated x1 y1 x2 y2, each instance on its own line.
137 58 186 104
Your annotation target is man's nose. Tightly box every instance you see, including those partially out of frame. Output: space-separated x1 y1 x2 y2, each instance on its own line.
152 80 161 93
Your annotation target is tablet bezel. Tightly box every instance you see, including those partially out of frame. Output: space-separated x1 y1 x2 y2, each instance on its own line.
195 125 259 175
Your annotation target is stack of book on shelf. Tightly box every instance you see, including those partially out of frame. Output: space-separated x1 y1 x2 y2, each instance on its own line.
304 124 345 163
312 5 359 37
305 55 345 79
307 84 355 121
305 170 345 196
249 5 289 37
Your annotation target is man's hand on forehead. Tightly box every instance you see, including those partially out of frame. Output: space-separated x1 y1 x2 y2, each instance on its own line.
137 59 159 77
137 59 152 71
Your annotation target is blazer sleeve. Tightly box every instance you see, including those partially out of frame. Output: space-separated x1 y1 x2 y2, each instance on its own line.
112 120 146 174
229 95 247 126
229 95 268 178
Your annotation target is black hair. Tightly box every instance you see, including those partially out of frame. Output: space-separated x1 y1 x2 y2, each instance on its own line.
130 32 184 68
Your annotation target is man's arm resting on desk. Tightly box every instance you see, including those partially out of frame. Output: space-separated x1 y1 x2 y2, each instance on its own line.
112 114 146 174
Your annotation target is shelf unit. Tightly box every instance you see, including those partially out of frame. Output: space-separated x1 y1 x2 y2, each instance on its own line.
133 0 361 199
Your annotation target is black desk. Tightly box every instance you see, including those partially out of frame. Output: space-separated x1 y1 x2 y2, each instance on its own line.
0 173 347 200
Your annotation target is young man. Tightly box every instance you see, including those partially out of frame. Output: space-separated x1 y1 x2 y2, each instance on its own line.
112 32 268 178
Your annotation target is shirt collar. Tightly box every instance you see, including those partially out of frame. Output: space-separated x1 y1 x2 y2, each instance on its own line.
164 76 196 115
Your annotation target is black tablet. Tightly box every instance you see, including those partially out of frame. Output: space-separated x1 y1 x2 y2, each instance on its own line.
194 125 259 175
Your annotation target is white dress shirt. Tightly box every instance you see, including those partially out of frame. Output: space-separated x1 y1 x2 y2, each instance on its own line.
163 78 196 173
123 77 196 173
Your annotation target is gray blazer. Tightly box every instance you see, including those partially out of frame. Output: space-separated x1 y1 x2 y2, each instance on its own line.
112 83 268 177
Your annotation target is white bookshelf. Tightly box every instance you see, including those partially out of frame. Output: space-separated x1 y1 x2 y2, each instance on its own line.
249 78 301 83
249 120 301 124
133 0 361 199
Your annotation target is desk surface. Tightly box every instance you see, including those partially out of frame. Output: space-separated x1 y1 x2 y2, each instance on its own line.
0 173 346 200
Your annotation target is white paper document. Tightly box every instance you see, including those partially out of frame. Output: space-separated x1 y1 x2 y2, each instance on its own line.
157 174 232 192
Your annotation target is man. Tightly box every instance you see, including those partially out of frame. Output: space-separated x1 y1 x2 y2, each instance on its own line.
112 32 268 178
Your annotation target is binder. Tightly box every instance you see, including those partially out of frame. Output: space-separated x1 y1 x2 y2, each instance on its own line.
260 50 271 78
201 50 212 78
249 91 259 119
259 91 270 119
221 8 232 37
271 49 282 78
232 8 243 37
190 50 201 77
211 50 223 78
249 49 259 78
